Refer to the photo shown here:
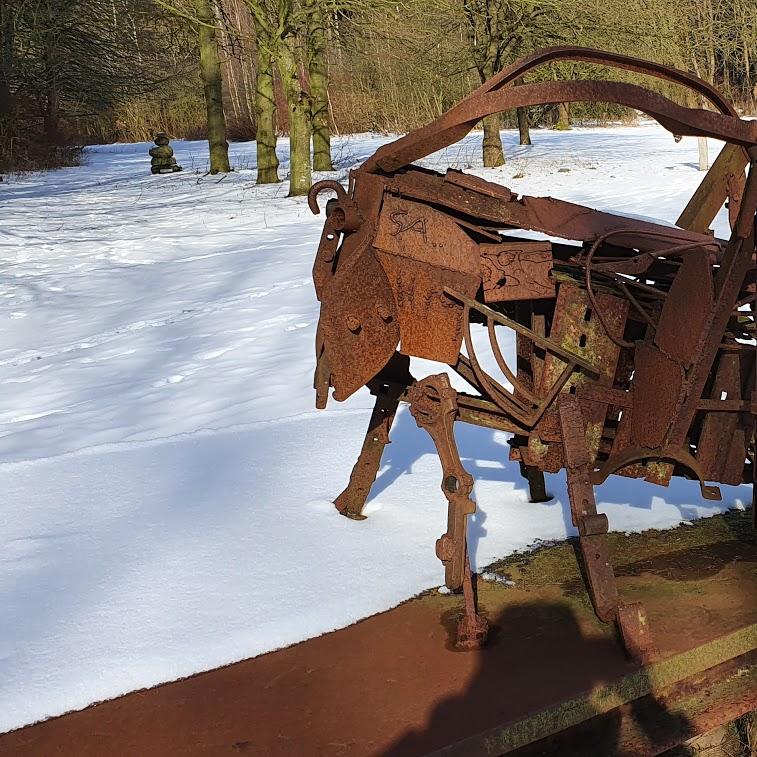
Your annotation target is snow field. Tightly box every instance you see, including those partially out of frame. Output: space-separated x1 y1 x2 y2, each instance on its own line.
0 125 750 732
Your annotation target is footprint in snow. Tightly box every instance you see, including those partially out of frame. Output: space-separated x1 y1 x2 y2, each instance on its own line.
152 374 185 388
198 347 232 360
285 322 310 332
9 312 26 319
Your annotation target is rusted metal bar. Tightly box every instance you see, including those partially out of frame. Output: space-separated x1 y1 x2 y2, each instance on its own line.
677 142 749 233
364 46 746 175
407 374 488 649
432 624 757 756
333 379 405 520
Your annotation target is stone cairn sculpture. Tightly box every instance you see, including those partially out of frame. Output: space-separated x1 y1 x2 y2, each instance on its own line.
149 132 182 174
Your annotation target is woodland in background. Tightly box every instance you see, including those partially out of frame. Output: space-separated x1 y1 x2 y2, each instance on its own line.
1 0 756 188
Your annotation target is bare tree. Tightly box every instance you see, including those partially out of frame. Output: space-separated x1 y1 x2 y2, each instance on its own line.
305 0 333 171
460 0 578 165
250 9 280 183
194 0 231 172
245 0 311 196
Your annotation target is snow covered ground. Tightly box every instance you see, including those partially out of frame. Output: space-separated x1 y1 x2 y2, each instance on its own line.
0 125 751 733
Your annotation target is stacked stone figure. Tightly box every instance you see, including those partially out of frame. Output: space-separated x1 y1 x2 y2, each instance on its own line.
149 133 182 174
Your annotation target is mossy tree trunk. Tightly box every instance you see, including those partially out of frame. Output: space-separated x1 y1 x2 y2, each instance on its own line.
306 0 333 171
515 78 530 145
195 0 230 174
482 112 505 167
463 2 505 167
554 102 571 130
479 58 504 167
517 107 531 145
275 35 311 197
253 24 280 184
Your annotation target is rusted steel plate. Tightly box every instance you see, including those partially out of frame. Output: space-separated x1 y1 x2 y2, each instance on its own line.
309 177 382 298
374 194 480 275
537 283 628 463
697 350 755 484
629 342 684 449
388 169 720 254
319 247 399 401
373 195 481 362
667 167 757 447
311 214 341 300
481 242 554 303
653 252 714 367
609 349 674 485
443 168 515 200
375 254 479 364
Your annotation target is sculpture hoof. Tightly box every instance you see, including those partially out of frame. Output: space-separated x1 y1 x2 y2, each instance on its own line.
617 602 658 664
456 613 489 650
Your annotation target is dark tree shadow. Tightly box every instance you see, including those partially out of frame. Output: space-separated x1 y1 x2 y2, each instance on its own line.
381 600 694 756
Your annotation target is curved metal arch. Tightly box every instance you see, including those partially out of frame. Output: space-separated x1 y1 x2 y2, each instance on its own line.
363 46 752 175
591 445 723 501
366 80 757 174
467 46 738 117
476 82 755 144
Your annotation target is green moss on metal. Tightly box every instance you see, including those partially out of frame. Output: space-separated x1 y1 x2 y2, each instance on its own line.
528 435 550 463
643 460 674 484
585 421 602 459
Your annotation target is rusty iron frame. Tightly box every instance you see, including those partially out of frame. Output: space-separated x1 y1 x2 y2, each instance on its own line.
434 624 757 756
307 46 757 658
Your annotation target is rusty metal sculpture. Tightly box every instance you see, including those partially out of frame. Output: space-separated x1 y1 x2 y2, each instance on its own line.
308 47 757 660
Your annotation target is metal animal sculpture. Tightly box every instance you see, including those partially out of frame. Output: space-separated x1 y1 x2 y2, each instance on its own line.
308 47 757 660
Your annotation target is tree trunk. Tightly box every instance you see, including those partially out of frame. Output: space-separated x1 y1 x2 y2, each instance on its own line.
554 102 571 130
195 0 230 174
482 112 505 167
40 34 61 147
517 107 531 145
698 137 709 171
43 88 60 145
0 2 14 159
306 0 333 171
254 33 280 184
275 36 311 196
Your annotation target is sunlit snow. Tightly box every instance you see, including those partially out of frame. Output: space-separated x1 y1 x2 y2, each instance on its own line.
0 125 748 732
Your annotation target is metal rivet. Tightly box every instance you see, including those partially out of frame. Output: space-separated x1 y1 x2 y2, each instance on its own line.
346 316 362 334
376 304 393 323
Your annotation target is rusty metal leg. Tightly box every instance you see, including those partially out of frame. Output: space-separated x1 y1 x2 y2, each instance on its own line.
520 462 550 503
558 394 657 664
333 380 404 520
408 373 488 649
458 545 489 650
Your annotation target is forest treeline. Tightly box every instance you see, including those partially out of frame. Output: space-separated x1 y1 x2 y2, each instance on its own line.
1 0 756 188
